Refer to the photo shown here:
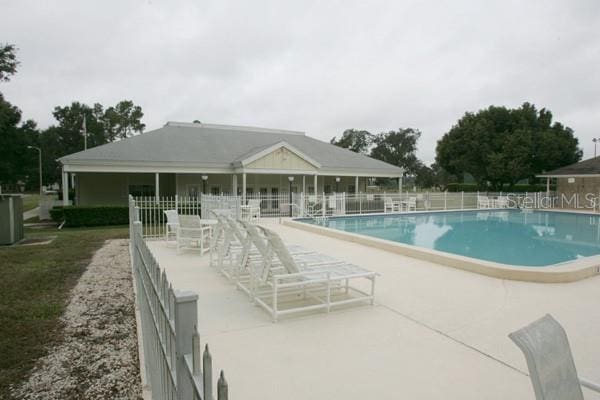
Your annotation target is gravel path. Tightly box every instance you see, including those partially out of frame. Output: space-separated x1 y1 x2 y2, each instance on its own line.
12 239 142 400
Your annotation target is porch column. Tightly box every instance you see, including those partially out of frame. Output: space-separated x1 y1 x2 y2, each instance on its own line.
302 176 306 194
232 174 238 195
546 177 550 195
398 176 403 194
242 172 247 203
62 169 69 206
155 173 160 203
314 174 318 194
355 176 359 194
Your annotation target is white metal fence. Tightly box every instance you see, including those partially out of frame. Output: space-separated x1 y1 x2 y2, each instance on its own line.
132 192 554 238
130 199 229 400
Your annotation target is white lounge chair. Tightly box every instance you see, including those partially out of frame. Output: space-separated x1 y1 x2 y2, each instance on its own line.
164 209 179 242
509 314 600 400
254 227 377 321
176 215 211 255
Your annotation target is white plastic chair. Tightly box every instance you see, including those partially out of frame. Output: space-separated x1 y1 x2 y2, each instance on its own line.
176 215 211 255
163 209 179 242
384 198 400 213
509 314 600 400
477 195 491 209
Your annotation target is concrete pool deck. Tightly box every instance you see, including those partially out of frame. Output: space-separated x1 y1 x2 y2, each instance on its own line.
146 222 600 399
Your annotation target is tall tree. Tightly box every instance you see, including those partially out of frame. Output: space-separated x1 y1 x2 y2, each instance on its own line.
436 103 582 189
0 44 19 82
103 100 145 141
330 129 373 154
370 128 422 175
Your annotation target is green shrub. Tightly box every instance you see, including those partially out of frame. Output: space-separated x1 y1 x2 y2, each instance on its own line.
52 206 129 227
49 206 64 223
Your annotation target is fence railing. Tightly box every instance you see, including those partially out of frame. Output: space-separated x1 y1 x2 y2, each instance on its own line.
132 191 554 238
130 198 229 400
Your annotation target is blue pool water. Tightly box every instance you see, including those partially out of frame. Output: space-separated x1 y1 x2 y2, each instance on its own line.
301 210 600 266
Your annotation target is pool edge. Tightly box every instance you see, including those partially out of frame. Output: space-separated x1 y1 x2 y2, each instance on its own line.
283 218 600 283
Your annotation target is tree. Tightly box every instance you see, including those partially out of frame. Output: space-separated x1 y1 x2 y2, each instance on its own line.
0 44 19 82
0 93 38 188
436 103 582 190
103 100 145 141
370 128 422 175
39 99 146 185
330 129 373 154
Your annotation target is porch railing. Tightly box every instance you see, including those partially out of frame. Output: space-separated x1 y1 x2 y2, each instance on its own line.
129 197 229 399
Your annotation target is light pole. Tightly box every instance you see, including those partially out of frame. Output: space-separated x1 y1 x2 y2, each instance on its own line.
202 175 208 194
594 138 599 158
27 146 42 196
288 176 294 216
335 177 340 193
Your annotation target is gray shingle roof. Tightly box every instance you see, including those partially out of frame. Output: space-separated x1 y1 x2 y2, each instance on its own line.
539 157 600 177
59 122 403 175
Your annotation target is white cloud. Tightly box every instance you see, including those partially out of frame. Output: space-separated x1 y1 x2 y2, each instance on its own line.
1 0 599 164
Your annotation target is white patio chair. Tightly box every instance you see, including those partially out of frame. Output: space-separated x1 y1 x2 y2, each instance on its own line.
163 209 179 242
176 215 211 255
509 314 600 400
253 227 377 321
384 197 400 213
403 197 417 212
477 195 491 209
246 199 261 221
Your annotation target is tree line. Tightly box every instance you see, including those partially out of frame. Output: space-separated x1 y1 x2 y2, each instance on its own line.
331 103 582 190
0 44 145 191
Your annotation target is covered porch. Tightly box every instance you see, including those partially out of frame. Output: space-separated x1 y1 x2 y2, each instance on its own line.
63 170 402 206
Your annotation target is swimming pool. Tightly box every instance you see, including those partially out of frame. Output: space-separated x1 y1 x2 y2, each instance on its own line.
299 210 600 267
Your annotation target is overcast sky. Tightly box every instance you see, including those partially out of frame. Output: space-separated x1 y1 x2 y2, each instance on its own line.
1 0 599 164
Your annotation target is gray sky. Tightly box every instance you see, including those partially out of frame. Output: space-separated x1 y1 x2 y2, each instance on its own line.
1 0 599 164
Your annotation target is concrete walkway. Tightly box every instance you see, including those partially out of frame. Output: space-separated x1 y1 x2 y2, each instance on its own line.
23 206 39 221
147 223 600 399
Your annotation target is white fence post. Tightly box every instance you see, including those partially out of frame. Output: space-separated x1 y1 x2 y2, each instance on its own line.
174 290 199 400
444 191 447 210
461 191 464 210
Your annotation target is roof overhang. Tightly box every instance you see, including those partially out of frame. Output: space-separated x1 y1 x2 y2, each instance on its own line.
537 174 600 178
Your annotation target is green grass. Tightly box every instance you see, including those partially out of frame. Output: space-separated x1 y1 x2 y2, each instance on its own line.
0 224 129 399
21 194 41 212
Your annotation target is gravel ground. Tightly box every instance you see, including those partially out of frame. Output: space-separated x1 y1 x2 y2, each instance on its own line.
12 239 142 400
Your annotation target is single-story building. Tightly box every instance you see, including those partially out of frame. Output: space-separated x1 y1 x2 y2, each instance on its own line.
538 157 600 209
59 121 404 206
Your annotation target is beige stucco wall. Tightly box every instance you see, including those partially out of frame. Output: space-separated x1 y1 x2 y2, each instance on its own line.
556 176 600 209
245 148 317 171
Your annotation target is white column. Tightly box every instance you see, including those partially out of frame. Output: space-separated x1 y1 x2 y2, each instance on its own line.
242 172 247 203
62 169 69 206
398 176 403 194
314 175 318 194
302 176 306 194
355 176 359 194
232 174 238 195
155 172 160 203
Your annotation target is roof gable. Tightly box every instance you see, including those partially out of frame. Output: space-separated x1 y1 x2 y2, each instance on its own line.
236 141 321 170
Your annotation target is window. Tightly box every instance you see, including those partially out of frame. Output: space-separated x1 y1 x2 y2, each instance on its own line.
348 185 356 193
186 185 200 198
129 184 155 197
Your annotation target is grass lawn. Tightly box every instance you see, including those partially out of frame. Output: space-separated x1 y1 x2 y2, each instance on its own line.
0 224 130 399
21 194 41 212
